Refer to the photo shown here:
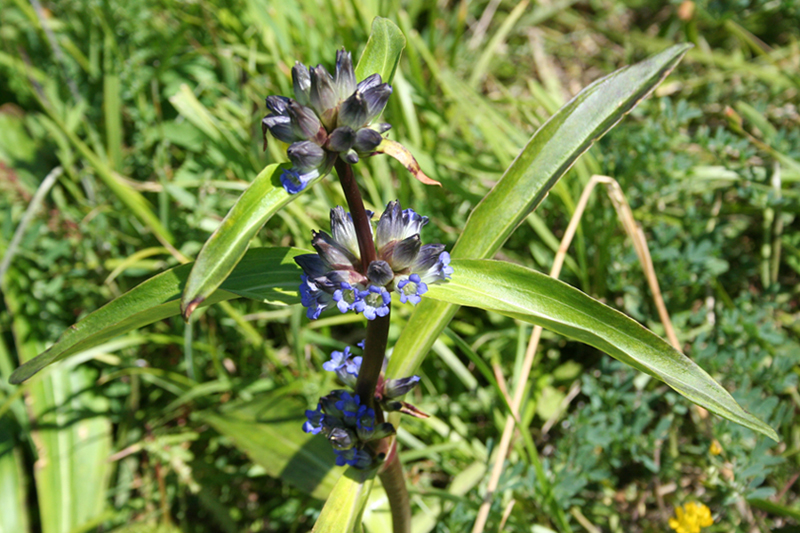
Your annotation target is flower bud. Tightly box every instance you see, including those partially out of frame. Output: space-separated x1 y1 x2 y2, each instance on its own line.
292 62 311 107
335 49 356 100
326 126 356 153
354 128 383 154
338 92 368 130
367 260 394 286
287 141 326 171
362 84 393 123
310 65 338 115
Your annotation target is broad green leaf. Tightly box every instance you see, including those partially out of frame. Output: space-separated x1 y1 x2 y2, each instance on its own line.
423 259 778 441
10 247 306 384
198 393 340 500
386 44 692 382
355 17 406 84
312 468 375 533
180 165 322 320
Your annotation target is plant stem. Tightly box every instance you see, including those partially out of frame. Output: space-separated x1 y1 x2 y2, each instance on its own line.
335 159 376 270
335 159 410 533
379 444 411 533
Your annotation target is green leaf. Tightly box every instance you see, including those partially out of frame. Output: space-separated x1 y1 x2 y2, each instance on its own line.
386 44 692 382
423 259 778 441
180 164 322 320
0 418 30 533
312 468 374 533
5 291 111 533
198 393 340 500
9 247 305 384
355 17 406 84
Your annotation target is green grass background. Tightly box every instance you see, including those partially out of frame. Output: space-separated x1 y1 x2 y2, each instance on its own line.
1 0 799 531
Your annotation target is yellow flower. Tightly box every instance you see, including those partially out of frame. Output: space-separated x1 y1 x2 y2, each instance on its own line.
709 440 722 456
669 502 714 533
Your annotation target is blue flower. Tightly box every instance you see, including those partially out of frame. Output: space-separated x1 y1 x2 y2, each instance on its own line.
323 346 362 388
294 201 453 320
397 273 428 305
333 447 372 469
353 285 391 320
280 167 320 194
302 404 325 434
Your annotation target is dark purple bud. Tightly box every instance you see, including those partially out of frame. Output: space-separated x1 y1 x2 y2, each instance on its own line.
367 260 394 286
354 128 383 153
338 92 368 129
292 62 311 106
294 254 328 279
266 95 290 114
320 394 343 419
287 100 322 140
383 375 421 399
362 84 393 123
312 230 360 271
335 49 356 100
287 141 325 171
326 126 356 153
262 114 297 143
356 73 382 93
412 244 446 271
328 427 356 450
310 65 338 115
342 150 359 164
390 235 421 270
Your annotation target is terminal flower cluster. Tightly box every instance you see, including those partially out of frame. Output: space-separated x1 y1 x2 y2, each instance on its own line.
303 344 424 469
261 49 393 193
296 201 453 320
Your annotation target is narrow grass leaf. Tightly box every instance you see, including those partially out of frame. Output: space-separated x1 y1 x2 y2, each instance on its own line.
199 394 340 500
424 259 778 441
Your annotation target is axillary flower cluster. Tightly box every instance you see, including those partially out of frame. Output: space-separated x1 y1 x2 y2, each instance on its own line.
295 201 453 320
303 344 425 469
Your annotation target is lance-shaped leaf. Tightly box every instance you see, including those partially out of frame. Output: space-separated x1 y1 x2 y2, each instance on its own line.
9 247 305 384
354 17 406 85
198 394 340 500
386 44 692 381
312 468 375 533
180 164 323 320
422 259 778 441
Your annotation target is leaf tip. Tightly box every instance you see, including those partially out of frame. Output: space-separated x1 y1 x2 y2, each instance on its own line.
8 367 26 385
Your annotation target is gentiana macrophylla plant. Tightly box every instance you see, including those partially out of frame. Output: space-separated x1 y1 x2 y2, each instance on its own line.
6 18 779 533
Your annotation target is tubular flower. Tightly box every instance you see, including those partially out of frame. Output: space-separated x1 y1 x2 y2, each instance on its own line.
295 201 453 320
669 502 714 533
262 49 393 193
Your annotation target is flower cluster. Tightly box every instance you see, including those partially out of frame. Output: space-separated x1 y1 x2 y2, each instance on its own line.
296 201 453 320
303 390 393 468
262 49 392 194
303 344 424 469
669 502 713 533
